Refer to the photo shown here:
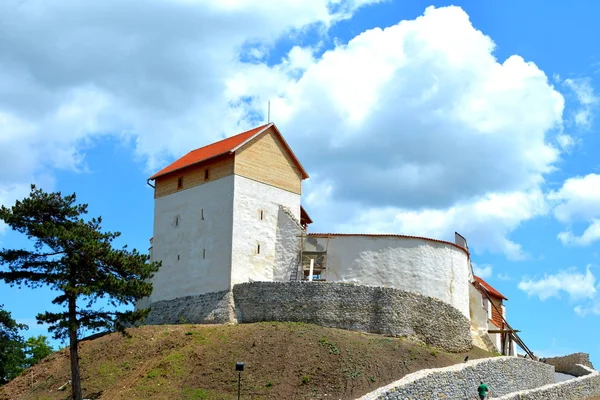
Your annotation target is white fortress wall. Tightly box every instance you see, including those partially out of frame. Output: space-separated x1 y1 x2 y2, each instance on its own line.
149 175 236 303
306 235 471 318
469 284 488 330
230 175 301 285
274 207 304 280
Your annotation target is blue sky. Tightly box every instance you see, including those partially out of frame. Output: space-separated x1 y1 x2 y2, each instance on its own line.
1 0 599 366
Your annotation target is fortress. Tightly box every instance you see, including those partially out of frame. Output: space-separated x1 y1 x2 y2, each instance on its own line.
137 123 514 354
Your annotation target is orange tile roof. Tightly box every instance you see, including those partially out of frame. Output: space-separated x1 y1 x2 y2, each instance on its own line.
474 276 508 300
149 124 270 180
307 233 470 256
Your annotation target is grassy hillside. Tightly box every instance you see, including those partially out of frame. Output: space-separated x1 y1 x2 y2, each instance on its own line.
1 322 493 400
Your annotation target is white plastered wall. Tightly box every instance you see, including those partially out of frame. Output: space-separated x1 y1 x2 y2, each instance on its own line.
274 207 304 281
230 175 301 285
469 284 488 330
305 235 471 318
149 175 235 303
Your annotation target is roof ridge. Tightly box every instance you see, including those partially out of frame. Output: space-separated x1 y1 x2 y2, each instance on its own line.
188 123 271 155
148 123 272 180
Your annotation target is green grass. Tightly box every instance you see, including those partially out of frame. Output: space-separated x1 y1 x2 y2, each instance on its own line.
319 337 340 355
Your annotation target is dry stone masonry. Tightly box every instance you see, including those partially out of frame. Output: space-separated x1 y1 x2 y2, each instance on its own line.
146 290 235 325
496 364 600 400
358 357 555 400
146 281 473 353
543 352 595 377
233 281 472 352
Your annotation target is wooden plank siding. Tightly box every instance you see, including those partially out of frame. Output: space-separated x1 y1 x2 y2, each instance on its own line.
234 127 303 194
490 297 504 328
154 155 235 198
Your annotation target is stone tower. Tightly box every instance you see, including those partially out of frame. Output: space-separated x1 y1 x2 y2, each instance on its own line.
137 123 309 311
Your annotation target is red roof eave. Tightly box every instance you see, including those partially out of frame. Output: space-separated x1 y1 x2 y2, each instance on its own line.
149 124 270 181
474 276 508 301
148 123 309 181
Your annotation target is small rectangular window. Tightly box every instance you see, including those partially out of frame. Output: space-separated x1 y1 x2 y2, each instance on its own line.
177 177 183 189
259 210 264 220
177 254 180 261
201 209 204 220
203 249 206 259
204 169 209 180
257 244 261 255
175 216 180 227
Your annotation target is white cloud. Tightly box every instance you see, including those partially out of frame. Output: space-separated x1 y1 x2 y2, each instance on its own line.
556 133 577 152
497 273 512 281
266 6 564 258
518 265 597 301
558 219 600 246
548 174 600 246
564 77 598 128
574 302 600 317
0 3 574 260
0 0 378 199
472 263 493 279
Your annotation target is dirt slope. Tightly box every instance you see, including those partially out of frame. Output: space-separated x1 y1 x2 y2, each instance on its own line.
0 322 493 400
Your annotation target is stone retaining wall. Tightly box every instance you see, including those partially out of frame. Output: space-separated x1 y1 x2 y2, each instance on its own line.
543 352 595 377
146 281 473 353
358 357 555 400
146 290 235 325
497 364 600 400
233 281 472 352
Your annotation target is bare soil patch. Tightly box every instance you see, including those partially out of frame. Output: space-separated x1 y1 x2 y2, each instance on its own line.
0 322 493 400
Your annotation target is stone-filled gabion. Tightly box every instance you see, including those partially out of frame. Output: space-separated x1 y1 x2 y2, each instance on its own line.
496 364 600 400
146 290 234 325
233 281 472 352
358 357 556 400
543 352 595 377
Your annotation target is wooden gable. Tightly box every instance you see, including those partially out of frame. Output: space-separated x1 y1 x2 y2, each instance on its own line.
154 155 235 198
233 126 303 194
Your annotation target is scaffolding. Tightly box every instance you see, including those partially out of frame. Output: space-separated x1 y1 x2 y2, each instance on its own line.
289 233 330 281
474 280 536 359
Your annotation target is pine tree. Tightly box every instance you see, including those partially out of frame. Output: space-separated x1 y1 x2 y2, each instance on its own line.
0 305 27 385
0 185 160 399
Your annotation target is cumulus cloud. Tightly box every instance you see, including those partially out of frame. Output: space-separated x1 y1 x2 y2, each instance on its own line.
0 0 380 175
0 3 574 259
548 174 600 246
518 265 597 301
266 6 564 258
472 263 493 279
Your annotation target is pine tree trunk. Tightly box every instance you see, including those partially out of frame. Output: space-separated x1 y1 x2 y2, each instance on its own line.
68 298 82 400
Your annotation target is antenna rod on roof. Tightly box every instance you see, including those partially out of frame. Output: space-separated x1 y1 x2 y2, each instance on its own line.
268 100 271 123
